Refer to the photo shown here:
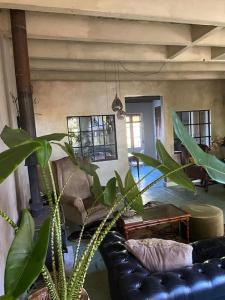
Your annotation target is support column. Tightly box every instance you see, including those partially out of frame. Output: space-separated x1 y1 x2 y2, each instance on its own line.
10 9 43 216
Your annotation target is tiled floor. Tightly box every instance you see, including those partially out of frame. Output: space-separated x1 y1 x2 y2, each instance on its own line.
67 165 225 300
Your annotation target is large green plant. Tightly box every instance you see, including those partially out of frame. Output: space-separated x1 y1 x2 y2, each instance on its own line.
0 122 197 300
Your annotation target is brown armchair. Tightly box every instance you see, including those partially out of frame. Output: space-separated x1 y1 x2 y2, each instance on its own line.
180 144 212 192
52 157 109 225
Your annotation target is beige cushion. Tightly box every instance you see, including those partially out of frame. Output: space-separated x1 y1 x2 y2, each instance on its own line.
125 238 193 273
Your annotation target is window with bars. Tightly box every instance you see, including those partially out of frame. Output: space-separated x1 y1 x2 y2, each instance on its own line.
174 110 211 150
67 115 117 162
126 114 143 151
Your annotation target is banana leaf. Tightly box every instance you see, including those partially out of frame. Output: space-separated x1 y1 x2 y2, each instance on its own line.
4 210 50 299
172 111 225 184
0 142 41 183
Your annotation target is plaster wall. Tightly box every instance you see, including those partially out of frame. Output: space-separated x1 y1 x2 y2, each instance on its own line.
33 79 225 185
0 38 18 296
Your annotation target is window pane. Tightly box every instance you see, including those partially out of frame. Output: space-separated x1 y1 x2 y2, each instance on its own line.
92 116 104 130
200 111 209 123
191 111 200 124
82 147 94 160
181 112 190 124
192 125 200 138
81 132 93 147
132 115 141 122
200 124 209 136
94 146 105 161
80 117 92 131
70 133 81 147
93 131 104 145
201 137 210 146
68 117 79 132
105 145 117 160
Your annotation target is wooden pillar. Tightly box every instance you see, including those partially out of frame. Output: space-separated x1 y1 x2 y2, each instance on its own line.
10 10 43 215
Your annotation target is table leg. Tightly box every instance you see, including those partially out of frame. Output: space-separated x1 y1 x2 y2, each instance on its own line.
137 158 140 178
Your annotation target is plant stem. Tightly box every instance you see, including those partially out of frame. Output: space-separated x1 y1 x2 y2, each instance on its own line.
48 161 67 300
41 168 58 287
41 266 60 300
0 210 18 232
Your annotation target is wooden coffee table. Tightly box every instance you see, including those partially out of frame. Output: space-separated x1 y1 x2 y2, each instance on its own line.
117 204 190 242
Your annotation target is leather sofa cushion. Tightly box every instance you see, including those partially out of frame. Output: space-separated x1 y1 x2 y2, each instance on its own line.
125 238 193 272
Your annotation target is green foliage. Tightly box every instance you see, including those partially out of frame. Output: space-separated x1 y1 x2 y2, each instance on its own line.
35 139 52 168
0 142 41 183
133 140 195 192
114 171 124 194
4 210 50 299
156 140 195 192
92 173 104 204
103 177 117 206
124 170 144 213
172 111 225 184
0 126 32 147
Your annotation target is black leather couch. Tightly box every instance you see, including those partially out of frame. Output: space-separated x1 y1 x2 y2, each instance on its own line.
100 231 225 300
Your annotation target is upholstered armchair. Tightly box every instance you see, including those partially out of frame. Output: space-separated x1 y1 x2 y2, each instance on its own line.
52 157 109 225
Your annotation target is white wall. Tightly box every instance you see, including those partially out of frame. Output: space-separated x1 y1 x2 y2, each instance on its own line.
33 80 225 178
0 37 18 296
125 101 156 157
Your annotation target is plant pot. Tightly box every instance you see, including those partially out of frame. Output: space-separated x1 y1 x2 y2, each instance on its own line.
28 287 89 300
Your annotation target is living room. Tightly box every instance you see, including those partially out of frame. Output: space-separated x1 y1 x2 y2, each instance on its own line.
1 1 225 300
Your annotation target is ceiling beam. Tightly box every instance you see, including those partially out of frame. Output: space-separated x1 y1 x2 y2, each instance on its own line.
1 0 225 26
31 70 225 81
211 47 225 60
28 39 167 62
167 26 223 59
18 12 192 46
30 59 225 73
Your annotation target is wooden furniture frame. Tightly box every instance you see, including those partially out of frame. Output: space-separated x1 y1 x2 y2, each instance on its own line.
117 204 190 242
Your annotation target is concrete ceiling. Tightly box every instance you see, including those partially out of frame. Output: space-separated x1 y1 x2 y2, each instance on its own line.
1 0 225 81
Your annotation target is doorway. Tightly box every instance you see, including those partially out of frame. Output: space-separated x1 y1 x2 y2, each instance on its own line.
125 95 163 188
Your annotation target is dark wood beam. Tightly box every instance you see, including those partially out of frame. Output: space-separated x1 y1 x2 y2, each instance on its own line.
10 9 43 216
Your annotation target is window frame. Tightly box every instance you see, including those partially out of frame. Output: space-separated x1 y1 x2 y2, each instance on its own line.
67 114 118 162
174 109 211 150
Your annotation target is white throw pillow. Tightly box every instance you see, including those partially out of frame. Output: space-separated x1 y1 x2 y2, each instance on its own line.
125 238 193 272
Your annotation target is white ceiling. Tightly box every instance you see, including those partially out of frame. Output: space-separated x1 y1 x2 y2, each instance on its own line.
1 0 225 80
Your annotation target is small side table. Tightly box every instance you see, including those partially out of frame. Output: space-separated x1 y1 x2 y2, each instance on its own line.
117 204 190 243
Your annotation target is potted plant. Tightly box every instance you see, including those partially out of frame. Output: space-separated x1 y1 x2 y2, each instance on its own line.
1 111 223 300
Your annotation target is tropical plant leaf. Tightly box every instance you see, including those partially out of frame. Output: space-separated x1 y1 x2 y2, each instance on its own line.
124 170 144 213
156 140 195 192
0 126 31 148
103 177 117 206
0 142 41 183
39 133 67 141
115 171 124 194
172 111 225 184
0 295 14 300
92 173 104 204
35 139 52 168
4 210 50 299
133 150 195 192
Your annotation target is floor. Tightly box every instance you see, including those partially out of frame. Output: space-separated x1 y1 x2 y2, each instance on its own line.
66 165 225 300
